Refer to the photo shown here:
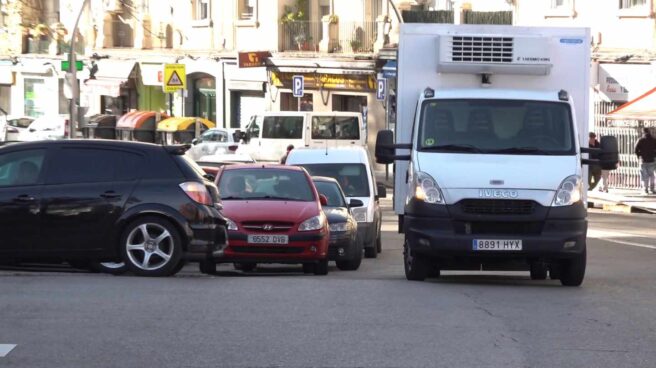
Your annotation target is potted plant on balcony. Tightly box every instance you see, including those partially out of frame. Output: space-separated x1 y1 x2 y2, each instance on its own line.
51 22 68 55
280 0 310 51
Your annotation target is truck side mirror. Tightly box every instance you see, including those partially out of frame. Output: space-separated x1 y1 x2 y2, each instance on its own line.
375 130 395 164
600 135 619 170
376 183 387 198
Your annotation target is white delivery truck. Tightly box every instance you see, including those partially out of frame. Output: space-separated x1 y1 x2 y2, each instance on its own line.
240 111 365 161
375 24 619 286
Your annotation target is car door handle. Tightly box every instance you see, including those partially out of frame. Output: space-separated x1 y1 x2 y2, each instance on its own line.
100 191 121 199
13 194 35 202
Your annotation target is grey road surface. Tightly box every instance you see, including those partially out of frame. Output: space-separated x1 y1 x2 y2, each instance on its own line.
1 199 655 368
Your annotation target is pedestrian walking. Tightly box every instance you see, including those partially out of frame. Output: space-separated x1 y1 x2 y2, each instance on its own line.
635 127 656 194
280 144 294 164
588 132 602 190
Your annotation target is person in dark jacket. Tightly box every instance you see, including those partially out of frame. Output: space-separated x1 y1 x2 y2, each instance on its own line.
635 127 656 194
280 144 294 164
588 132 602 190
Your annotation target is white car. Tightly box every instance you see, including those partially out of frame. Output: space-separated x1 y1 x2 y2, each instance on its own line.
187 128 239 161
17 116 67 141
3 116 35 141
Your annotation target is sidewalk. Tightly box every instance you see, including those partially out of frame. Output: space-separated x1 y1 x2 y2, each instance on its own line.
588 189 656 214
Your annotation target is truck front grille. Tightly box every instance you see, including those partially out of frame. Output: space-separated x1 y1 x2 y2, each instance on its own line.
460 199 536 215
454 221 543 235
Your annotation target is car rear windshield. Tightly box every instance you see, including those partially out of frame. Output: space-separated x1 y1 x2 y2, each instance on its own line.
418 99 575 155
311 116 360 140
218 168 314 202
298 164 369 198
313 180 346 207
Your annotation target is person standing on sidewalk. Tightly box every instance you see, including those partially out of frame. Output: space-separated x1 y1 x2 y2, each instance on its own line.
588 132 602 190
280 144 294 165
635 127 656 194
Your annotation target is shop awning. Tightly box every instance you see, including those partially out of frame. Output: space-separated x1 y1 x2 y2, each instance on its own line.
607 87 656 120
382 60 397 78
140 63 163 86
83 78 124 97
95 60 137 79
0 65 15 85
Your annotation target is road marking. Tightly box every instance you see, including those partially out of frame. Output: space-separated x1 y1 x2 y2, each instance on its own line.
0 344 16 357
588 229 656 250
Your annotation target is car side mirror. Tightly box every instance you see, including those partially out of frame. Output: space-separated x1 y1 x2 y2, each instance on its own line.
376 183 387 198
192 138 199 145
600 135 619 170
203 173 215 182
349 199 364 208
319 194 328 206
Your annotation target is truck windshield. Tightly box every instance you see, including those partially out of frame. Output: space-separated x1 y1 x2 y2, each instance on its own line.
418 99 575 155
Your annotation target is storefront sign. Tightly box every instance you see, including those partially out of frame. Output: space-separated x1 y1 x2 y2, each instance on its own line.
271 72 376 91
238 51 271 68
163 64 186 93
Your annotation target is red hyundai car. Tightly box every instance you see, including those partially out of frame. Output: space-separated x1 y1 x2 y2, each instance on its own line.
199 164 330 275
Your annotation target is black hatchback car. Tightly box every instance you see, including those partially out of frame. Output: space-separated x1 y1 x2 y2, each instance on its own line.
312 176 363 271
0 140 227 277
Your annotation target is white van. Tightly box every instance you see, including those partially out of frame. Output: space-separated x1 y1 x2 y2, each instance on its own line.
241 111 365 162
285 146 386 259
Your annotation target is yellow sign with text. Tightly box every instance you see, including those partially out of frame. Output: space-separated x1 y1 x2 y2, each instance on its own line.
271 72 376 91
163 64 186 93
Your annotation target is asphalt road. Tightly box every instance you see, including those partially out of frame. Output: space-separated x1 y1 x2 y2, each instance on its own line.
1 198 656 368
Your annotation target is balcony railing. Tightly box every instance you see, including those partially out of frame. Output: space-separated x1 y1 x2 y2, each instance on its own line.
279 21 376 54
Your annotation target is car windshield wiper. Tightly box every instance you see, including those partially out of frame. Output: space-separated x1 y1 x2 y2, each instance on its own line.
421 144 482 153
491 147 554 155
220 196 243 200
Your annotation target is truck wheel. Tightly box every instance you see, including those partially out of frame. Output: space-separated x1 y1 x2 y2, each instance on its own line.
560 249 586 287
314 259 329 275
530 262 548 280
199 260 217 275
404 240 428 281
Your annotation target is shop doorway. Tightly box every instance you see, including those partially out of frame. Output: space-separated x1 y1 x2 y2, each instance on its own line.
189 74 216 123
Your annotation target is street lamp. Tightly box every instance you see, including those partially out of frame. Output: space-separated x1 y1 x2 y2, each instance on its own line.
68 0 90 139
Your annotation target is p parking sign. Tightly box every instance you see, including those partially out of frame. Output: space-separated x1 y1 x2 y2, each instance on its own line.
376 78 386 101
292 75 304 97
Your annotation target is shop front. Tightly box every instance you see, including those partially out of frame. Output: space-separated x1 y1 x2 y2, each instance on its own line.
138 62 168 113
9 59 68 119
223 60 268 129
81 60 138 117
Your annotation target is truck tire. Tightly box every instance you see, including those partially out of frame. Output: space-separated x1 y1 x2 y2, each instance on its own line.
560 249 586 287
530 262 548 280
404 240 428 281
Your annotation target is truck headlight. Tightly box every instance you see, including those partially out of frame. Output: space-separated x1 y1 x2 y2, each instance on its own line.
414 171 445 204
299 214 326 232
552 175 582 207
351 207 368 222
329 222 352 232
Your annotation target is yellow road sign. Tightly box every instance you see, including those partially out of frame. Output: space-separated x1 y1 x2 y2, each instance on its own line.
163 64 186 93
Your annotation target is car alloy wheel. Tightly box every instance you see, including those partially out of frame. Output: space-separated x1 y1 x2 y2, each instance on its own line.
121 217 182 277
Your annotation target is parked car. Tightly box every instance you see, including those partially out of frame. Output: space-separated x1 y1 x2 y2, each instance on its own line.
0 140 228 277
187 127 239 161
3 116 35 141
202 164 330 275
286 147 386 258
196 152 256 177
17 115 67 141
312 176 363 270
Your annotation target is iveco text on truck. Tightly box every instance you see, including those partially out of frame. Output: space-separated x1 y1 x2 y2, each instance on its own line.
376 24 619 286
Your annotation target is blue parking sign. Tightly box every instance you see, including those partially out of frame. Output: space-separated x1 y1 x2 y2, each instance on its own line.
376 78 386 101
292 75 304 97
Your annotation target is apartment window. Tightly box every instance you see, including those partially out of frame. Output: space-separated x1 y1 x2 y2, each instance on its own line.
239 0 254 20
545 0 575 18
195 0 209 20
619 0 646 9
